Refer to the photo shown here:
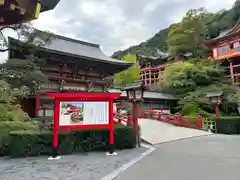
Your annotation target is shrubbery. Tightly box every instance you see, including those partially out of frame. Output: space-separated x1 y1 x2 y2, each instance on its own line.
0 124 136 157
216 116 240 134
0 104 30 122
0 121 39 156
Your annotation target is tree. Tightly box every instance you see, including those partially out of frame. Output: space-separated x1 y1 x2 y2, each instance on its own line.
160 58 237 115
0 23 53 122
0 23 51 92
113 53 140 87
161 58 228 95
0 80 30 121
0 56 48 91
167 8 215 57
0 23 52 52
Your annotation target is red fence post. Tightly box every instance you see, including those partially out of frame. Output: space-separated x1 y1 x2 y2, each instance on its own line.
158 111 162 120
196 115 203 129
178 113 183 123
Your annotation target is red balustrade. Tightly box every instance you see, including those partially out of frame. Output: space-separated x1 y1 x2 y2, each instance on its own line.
138 110 203 129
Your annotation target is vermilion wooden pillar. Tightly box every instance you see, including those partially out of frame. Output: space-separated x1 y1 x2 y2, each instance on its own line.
52 98 60 157
109 99 115 154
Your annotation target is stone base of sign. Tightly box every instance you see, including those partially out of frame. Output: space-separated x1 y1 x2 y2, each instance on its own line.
48 156 62 160
106 152 118 156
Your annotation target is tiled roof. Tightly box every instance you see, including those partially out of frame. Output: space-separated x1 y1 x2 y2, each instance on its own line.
109 89 177 100
205 18 240 43
123 81 144 90
206 92 223 98
8 34 133 67
39 0 60 12
44 34 133 66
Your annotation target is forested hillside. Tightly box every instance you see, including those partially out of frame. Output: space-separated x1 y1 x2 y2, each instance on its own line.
112 0 240 59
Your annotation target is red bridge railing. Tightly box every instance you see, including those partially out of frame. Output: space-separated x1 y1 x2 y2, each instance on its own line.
114 110 203 130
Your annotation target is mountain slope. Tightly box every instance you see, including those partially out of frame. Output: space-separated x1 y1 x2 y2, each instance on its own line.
112 1 240 59
112 28 169 59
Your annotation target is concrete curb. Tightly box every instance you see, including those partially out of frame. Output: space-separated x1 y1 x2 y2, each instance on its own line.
100 144 156 180
153 133 216 146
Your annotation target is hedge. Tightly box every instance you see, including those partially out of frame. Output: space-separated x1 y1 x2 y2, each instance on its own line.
0 125 136 157
215 116 240 134
0 121 39 156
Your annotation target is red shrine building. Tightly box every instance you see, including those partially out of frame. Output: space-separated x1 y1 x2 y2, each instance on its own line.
138 54 168 87
8 34 133 118
204 19 240 84
137 53 191 87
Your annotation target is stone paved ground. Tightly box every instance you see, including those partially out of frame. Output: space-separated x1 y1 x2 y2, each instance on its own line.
115 135 240 180
0 147 147 180
139 118 212 144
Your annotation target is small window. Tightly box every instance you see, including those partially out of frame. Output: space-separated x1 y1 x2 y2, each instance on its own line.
161 103 169 109
141 103 151 109
153 104 160 109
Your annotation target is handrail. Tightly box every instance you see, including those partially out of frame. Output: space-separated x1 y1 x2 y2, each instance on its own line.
138 110 203 129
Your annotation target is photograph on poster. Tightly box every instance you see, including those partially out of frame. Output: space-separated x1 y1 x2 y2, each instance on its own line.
59 101 109 126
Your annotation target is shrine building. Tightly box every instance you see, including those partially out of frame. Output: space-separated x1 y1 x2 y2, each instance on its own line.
138 54 168 87
8 33 133 118
204 19 240 84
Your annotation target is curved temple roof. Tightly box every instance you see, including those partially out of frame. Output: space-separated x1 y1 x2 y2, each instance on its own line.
8 32 133 75
39 0 60 12
44 33 133 66
204 18 240 45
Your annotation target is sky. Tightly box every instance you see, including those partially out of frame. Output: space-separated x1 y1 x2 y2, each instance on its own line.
0 0 236 61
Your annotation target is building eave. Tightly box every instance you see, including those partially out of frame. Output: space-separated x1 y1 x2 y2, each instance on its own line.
39 0 60 12
109 89 177 100
8 37 133 68
204 19 240 46
214 52 240 61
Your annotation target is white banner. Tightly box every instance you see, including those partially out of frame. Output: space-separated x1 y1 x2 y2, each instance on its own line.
59 101 109 126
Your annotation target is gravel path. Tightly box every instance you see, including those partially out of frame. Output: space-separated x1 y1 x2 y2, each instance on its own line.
0 147 147 180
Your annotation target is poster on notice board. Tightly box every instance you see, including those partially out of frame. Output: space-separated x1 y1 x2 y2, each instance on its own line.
59 101 109 126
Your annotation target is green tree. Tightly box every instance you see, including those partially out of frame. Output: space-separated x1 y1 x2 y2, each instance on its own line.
0 24 51 91
161 58 227 96
113 53 140 87
160 58 237 115
0 56 48 91
0 80 30 121
0 23 52 122
167 8 215 57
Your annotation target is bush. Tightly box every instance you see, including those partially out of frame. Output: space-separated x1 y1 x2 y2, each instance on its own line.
0 104 30 122
0 121 39 156
2 125 136 157
216 116 240 134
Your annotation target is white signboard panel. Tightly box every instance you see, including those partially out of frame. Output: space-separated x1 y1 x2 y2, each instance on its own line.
59 101 109 126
